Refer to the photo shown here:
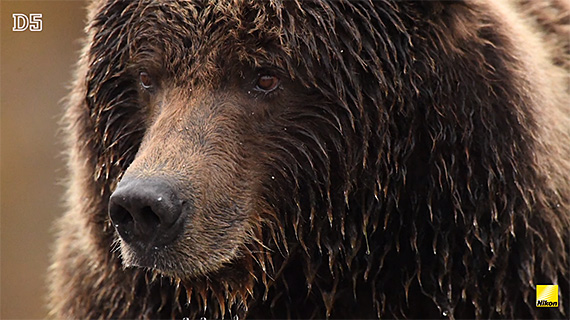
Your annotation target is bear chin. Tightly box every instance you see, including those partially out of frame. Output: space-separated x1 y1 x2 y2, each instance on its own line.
117 233 243 280
118 241 172 270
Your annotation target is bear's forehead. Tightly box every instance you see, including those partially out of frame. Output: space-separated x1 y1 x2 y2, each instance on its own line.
88 0 391 91
90 1 308 74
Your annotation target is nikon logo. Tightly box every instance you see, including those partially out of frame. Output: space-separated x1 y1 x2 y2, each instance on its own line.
536 300 557 307
536 285 558 308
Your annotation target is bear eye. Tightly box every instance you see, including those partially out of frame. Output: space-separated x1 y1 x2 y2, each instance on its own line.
139 71 153 89
255 75 280 92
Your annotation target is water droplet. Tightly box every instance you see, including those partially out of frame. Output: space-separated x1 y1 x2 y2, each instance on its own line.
232 316 239 320
271 176 275 180
153 246 159 250
340 49 344 53
157 197 163 201
200 317 207 320
442 310 449 317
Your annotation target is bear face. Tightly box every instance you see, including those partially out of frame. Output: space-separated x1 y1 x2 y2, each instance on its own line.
95 3 336 281
90 1 366 287
49 1 570 319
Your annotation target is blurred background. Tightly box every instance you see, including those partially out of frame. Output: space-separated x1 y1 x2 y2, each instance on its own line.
1 1 86 318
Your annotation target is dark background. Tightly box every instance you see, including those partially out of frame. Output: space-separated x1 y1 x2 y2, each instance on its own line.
1 1 86 318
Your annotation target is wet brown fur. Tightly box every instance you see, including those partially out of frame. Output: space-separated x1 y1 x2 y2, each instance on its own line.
50 0 570 318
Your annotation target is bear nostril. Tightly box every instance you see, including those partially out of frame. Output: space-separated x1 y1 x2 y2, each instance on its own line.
108 178 185 249
110 203 134 228
139 206 161 229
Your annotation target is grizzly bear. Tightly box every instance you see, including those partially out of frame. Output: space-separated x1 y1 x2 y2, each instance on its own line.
49 0 569 319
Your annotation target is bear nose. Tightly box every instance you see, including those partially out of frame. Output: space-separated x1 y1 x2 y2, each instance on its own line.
108 177 185 248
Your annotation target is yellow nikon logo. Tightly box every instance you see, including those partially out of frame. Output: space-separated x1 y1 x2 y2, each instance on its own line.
536 285 558 307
